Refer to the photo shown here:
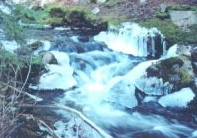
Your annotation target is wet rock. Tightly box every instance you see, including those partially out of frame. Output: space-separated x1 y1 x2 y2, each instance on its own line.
154 33 164 58
147 56 195 91
54 37 85 53
191 49 197 62
83 41 104 52
192 62 197 73
28 41 44 51
42 52 58 64
20 62 46 85
54 37 106 53
77 36 89 42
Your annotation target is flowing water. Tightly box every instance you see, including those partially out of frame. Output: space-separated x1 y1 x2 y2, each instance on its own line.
28 23 197 138
2 20 196 137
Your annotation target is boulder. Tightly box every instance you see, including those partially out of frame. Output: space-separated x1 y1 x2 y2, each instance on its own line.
146 56 195 91
54 37 85 53
28 41 43 51
192 62 197 73
49 7 65 17
42 52 57 64
63 10 107 34
169 10 197 31
191 49 197 62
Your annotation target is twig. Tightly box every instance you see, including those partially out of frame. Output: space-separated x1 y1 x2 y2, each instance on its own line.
21 54 32 91
0 81 43 102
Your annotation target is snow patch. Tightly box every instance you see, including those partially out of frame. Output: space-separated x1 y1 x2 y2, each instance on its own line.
1 40 18 53
0 3 11 14
158 88 195 108
30 51 77 90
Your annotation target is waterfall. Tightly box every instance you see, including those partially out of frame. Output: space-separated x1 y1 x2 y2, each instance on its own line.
25 23 196 138
94 23 166 57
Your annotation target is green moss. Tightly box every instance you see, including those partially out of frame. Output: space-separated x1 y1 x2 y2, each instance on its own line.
139 18 197 44
139 18 182 44
28 41 43 51
103 1 125 8
155 11 170 20
102 15 127 26
167 4 197 11
0 49 26 69
157 57 184 68
46 17 63 26
49 7 65 17
180 69 193 85
63 6 96 21
32 55 44 65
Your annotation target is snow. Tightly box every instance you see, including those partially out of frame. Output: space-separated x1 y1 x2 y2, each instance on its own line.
1 40 18 53
164 44 178 58
158 88 195 108
30 51 77 90
0 3 11 14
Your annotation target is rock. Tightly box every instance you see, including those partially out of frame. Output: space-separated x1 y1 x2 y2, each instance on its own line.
176 44 191 56
83 41 104 52
92 7 100 14
54 37 85 53
146 56 195 91
49 7 65 17
191 49 197 62
169 10 197 31
160 4 167 13
192 62 197 73
42 52 58 64
28 41 44 51
96 0 106 3
63 10 107 35
146 64 159 77
21 62 46 84
77 36 89 42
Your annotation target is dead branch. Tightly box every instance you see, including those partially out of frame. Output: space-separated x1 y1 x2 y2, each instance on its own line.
0 81 43 102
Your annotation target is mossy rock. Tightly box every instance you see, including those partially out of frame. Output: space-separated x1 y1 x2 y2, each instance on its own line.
139 18 197 45
28 41 44 51
49 7 65 17
157 57 184 68
41 52 58 64
147 56 194 91
167 4 197 11
155 11 170 20
180 69 194 86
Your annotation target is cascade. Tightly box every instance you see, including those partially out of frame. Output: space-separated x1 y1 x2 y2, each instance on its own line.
94 22 166 58
25 23 196 138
